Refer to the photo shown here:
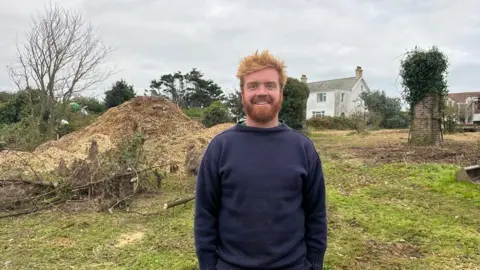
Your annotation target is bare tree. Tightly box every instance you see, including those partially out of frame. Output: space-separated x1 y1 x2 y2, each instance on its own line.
7 2 115 138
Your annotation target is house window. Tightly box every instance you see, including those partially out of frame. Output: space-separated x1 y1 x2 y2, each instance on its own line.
361 85 364 91
313 111 325 117
341 93 345 103
317 93 326 102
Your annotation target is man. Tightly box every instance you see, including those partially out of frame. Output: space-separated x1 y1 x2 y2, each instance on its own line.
194 49 327 270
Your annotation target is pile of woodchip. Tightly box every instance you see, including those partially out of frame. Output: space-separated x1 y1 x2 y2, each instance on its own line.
0 96 234 180
0 96 237 215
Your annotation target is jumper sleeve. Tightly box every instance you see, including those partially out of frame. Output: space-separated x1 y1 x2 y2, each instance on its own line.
303 146 328 270
194 142 222 270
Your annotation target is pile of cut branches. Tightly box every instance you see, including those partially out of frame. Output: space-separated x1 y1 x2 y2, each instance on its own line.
0 132 165 218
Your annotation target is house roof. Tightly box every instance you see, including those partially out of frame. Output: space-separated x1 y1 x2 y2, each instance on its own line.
448 91 480 103
307 77 360 92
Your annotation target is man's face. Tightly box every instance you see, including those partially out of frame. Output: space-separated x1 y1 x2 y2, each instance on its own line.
241 67 283 124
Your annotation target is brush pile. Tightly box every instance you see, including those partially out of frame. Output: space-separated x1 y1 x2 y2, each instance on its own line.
0 96 234 217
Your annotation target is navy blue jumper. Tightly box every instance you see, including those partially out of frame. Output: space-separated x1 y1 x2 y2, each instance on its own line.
194 122 327 270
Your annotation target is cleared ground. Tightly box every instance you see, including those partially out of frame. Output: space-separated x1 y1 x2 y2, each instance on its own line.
1 129 479 270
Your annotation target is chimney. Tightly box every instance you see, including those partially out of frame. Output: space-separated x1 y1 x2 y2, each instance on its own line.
301 74 307 83
355 66 363 79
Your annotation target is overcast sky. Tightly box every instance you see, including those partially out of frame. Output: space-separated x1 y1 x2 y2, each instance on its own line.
1 0 479 101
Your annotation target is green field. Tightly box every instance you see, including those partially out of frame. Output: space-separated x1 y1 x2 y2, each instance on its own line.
1 130 479 270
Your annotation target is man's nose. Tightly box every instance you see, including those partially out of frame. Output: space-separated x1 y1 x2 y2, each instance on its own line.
257 83 268 94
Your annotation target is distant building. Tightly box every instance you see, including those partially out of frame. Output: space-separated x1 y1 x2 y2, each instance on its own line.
447 91 480 124
302 66 370 119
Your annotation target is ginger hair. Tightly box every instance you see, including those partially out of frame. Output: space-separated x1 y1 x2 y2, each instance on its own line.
236 49 287 91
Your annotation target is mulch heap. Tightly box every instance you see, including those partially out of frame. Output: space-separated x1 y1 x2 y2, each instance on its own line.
0 96 235 216
35 96 206 170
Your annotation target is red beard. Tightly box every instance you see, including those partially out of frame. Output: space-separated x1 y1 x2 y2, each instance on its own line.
242 94 283 124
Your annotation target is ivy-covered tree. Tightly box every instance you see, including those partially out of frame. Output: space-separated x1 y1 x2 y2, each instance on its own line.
104 79 136 108
399 46 449 146
279 77 310 131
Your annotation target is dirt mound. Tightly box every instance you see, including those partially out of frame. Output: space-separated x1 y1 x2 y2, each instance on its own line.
0 98 237 215
182 122 236 176
0 150 58 177
34 96 204 164
0 97 236 181
202 123 236 139
144 122 236 174
0 96 205 178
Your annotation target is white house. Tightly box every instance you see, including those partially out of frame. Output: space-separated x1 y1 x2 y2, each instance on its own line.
446 91 480 124
302 66 371 119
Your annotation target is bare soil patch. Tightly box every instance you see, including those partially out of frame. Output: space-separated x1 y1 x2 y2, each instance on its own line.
115 231 145 248
350 141 480 166
364 239 424 259
350 240 424 270
54 237 75 248
313 129 480 166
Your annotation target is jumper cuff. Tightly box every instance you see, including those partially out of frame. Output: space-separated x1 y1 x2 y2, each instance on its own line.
307 251 325 270
198 254 217 270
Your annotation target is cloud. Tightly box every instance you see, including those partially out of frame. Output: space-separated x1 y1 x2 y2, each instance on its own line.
0 0 479 100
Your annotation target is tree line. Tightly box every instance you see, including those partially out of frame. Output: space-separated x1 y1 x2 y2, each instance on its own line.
0 2 454 149
143 69 309 130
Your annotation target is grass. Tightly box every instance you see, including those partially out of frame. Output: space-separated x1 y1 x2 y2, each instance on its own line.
323 162 479 269
0 176 199 270
1 129 480 269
